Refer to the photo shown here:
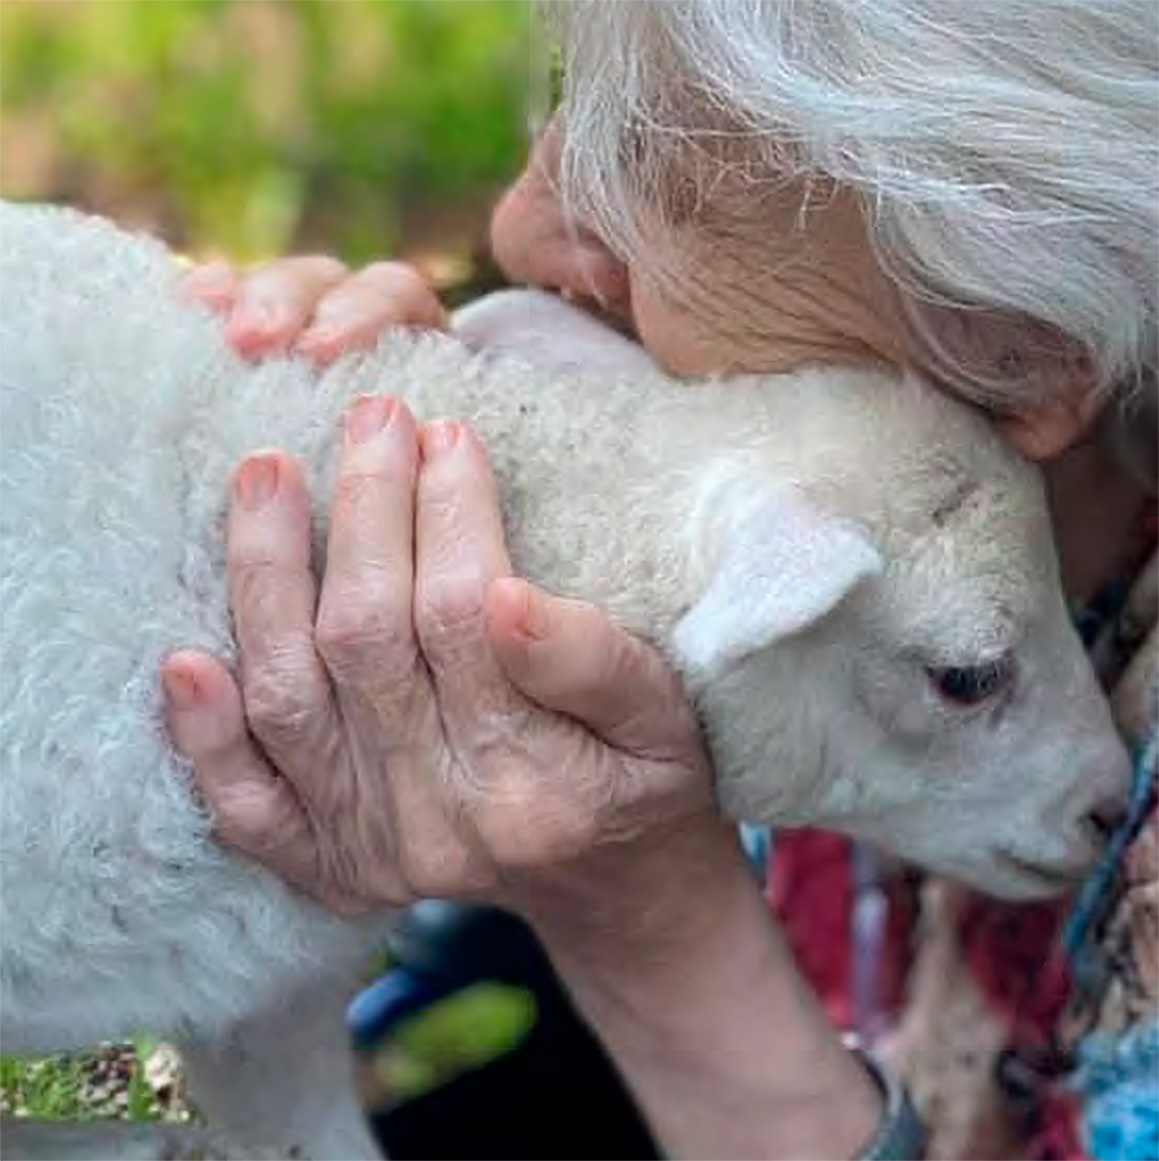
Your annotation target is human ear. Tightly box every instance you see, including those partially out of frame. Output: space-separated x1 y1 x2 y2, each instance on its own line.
996 392 1101 461
671 490 882 680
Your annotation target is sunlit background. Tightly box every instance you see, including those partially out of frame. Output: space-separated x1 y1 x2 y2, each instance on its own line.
1 0 534 296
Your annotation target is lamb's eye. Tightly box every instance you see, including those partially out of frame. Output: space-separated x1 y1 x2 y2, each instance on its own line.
928 657 1012 707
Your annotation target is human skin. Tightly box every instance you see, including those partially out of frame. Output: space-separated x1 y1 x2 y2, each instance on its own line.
169 121 1148 1158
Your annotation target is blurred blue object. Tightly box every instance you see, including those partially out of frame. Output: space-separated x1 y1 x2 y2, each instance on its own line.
1074 1021 1159 1161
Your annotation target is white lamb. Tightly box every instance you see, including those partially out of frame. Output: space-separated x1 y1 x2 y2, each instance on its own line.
0 203 1130 1159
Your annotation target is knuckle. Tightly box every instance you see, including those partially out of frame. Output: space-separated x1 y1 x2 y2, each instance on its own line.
331 468 409 519
415 573 487 655
210 781 300 855
315 589 415 675
228 554 278 604
360 263 443 322
242 657 318 746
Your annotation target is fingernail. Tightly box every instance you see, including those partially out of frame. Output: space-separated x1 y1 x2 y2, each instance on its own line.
233 301 284 336
162 667 200 711
422 420 460 458
235 453 280 509
520 584 550 640
346 395 396 445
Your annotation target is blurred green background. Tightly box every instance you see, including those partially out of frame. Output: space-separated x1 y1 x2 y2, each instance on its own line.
0 0 534 293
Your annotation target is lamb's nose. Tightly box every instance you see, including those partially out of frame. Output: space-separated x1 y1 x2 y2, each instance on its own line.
1083 798 1129 849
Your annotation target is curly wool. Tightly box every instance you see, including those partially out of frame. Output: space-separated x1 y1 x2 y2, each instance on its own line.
0 201 1127 1079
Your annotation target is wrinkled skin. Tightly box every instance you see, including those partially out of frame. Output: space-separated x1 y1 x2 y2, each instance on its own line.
172 123 1148 915
165 108 1153 1160
165 409 716 916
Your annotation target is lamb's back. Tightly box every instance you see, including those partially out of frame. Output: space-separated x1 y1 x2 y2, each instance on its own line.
0 202 686 1050
0 205 385 1050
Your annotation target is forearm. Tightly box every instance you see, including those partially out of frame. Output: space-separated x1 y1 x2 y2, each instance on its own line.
524 818 882 1160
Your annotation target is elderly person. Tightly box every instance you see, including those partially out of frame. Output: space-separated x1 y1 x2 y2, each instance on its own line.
170 2 1158 1157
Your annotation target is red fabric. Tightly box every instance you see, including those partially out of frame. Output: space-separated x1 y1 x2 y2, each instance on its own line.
957 895 1071 1045
767 829 1085 1160
766 830 916 1029
766 831 857 1028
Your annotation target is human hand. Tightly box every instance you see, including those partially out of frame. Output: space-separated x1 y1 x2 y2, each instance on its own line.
179 255 448 365
162 395 716 916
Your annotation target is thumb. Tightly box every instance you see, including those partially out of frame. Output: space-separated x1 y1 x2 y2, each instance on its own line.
485 577 701 758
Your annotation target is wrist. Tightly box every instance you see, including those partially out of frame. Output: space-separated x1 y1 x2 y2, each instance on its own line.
523 817 883 1159
518 809 741 953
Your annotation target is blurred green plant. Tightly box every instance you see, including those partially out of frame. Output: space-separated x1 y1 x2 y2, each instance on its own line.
366 982 537 1106
0 0 531 273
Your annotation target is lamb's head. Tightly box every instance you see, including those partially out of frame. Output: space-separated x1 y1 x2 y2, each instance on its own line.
670 374 1132 900
456 290 1130 899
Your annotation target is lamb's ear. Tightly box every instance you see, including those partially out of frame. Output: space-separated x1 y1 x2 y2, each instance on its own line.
671 490 882 679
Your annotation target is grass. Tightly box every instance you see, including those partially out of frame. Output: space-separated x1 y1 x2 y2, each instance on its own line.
0 1041 189 1123
1 987 537 1123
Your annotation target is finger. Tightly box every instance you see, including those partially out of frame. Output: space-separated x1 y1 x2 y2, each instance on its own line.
228 450 338 774
226 255 348 360
296 262 448 363
1111 623 1158 749
162 650 321 877
413 422 521 723
1125 552 1158 635
315 395 426 694
487 577 701 758
179 260 240 313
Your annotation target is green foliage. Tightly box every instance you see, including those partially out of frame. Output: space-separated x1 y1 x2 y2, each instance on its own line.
0 1042 180 1123
372 982 537 1103
0 0 531 265
0 1053 89 1120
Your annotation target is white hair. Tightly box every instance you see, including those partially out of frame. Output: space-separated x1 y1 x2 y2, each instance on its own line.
548 0 1158 410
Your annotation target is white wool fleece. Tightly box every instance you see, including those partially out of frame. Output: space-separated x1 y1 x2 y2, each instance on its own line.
0 203 1129 1058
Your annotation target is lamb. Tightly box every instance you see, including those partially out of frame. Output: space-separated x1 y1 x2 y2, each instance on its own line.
0 202 1130 1159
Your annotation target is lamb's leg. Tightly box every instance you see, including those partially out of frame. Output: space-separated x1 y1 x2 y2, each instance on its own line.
177 976 379 1161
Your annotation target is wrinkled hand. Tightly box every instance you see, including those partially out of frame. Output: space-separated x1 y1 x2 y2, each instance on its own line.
162 396 714 915
180 254 448 364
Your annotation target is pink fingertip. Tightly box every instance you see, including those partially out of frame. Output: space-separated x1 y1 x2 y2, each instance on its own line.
162 665 201 711
179 265 235 306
